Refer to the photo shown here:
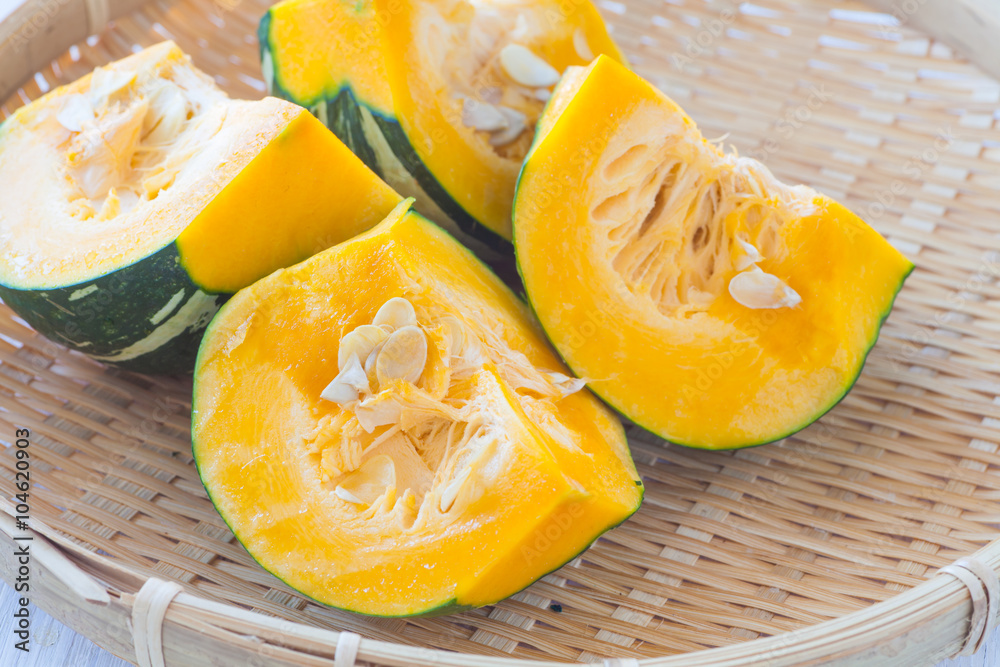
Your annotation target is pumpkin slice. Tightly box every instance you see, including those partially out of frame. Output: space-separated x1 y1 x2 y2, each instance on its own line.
513 57 914 450
260 0 625 255
0 41 401 373
192 200 642 615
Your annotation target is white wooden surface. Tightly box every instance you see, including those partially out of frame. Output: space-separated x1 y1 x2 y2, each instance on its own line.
0 582 997 666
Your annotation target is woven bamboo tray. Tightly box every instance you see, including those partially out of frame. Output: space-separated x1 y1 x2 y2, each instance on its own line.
2 0 1000 664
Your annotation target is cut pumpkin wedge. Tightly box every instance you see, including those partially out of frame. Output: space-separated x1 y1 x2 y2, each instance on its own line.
260 0 625 255
0 42 400 373
514 56 914 450
192 200 642 615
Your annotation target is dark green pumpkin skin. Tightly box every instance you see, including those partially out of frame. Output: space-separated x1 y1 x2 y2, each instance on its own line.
0 244 227 375
258 11 511 259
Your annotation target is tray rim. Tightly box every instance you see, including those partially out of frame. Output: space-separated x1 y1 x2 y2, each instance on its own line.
0 505 992 665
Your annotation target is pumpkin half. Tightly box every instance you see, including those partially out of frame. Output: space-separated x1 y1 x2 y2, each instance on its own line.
259 0 624 255
192 200 642 615
0 41 400 373
513 57 914 450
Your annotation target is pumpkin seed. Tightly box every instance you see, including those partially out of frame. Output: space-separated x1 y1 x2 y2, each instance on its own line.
56 94 95 133
376 325 428 385
439 467 472 513
143 83 188 145
734 237 763 271
728 266 801 309
320 353 370 404
438 315 468 358
364 341 384 378
489 107 528 147
373 297 417 330
499 44 561 88
334 485 366 504
573 28 594 61
338 324 389 371
534 88 552 102
461 98 509 132
321 379 357 405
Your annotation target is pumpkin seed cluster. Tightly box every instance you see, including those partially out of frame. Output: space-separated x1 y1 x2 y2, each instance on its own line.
455 19 594 157
316 295 587 520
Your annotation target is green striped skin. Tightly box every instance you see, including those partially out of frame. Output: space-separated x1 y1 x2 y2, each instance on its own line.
258 13 511 259
0 244 227 375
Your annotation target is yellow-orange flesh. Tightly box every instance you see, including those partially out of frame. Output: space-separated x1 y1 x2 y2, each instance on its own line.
192 203 642 615
266 0 625 240
381 0 626 238
0 41 400 293
514 57 914 449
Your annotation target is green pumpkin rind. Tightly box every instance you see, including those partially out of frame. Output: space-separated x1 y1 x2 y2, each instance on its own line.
0 243 227 375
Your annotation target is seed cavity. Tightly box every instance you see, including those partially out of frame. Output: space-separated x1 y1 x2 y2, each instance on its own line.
728 266 801 309
321 297 427 409
499 44 561 88
317 292 586 521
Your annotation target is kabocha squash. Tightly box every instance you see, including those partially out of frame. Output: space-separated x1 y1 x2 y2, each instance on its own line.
513 57 914 450
192 200 642 616
259 0 625 254
0 42 400 374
